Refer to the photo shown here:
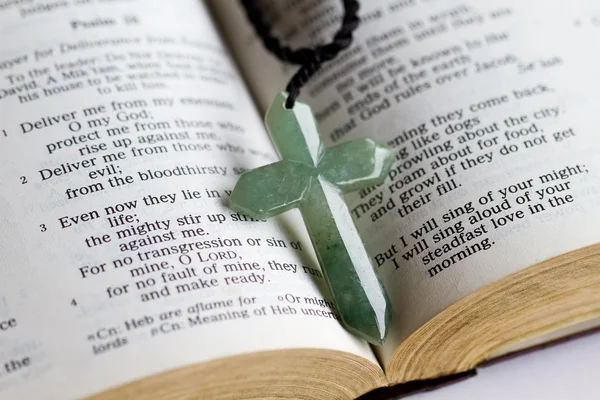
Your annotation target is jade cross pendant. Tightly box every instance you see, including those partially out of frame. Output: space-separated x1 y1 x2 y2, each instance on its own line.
230 92 394 344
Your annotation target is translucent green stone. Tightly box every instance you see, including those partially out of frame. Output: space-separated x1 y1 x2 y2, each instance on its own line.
230 160 312 219
230 92 393 344
319 138 395 192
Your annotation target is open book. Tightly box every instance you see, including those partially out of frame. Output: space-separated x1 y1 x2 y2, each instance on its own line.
1 0 600 398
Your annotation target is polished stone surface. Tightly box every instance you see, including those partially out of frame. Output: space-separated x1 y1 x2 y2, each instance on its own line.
230 92 393 344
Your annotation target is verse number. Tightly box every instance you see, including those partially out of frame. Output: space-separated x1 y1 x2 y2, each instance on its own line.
40 224 47 232
20 176 27 184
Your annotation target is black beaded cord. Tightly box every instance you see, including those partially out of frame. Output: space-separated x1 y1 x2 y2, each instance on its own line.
239 0 360 109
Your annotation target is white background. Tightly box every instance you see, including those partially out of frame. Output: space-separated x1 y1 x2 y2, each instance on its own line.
413 332 600 400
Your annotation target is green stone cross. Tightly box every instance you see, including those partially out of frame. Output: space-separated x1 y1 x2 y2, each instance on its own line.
230 92 393 344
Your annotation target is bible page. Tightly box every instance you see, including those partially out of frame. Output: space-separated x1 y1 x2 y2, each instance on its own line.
0 0 378 398
210 0 600 365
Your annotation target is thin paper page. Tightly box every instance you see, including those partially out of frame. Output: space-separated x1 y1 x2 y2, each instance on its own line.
211 0 600 365
0 1 377 398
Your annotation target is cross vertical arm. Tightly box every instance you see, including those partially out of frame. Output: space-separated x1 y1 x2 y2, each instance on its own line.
299 177 391 344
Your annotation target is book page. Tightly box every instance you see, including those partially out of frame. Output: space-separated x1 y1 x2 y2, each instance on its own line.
0 1 378 398
210 0 600 365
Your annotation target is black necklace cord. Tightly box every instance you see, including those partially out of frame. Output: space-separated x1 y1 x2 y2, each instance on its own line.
240 0 360 109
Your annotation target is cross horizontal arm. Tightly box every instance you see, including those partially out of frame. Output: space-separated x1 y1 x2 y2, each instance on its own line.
318 138 394 192
229 160 313 219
